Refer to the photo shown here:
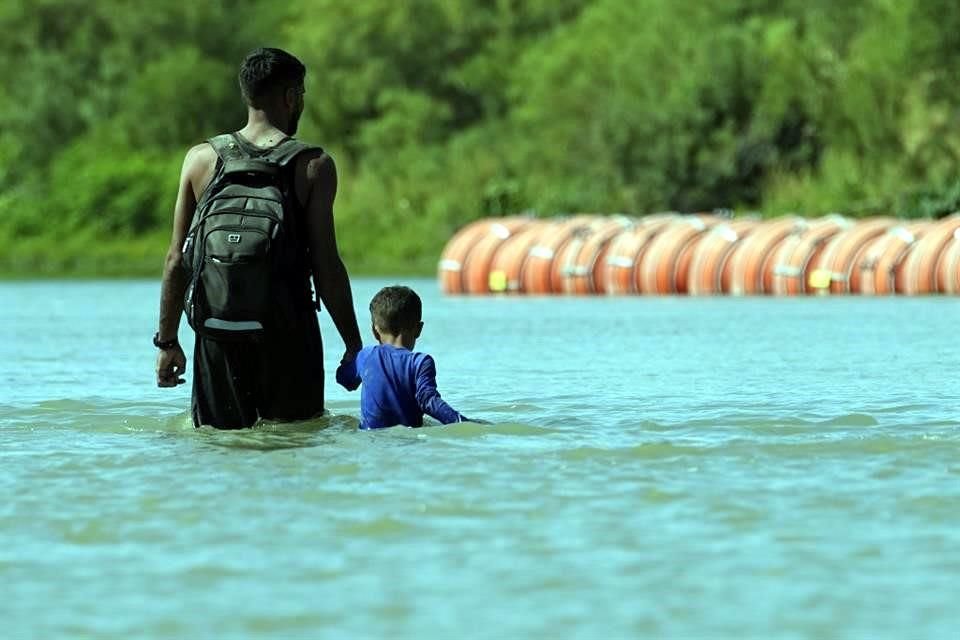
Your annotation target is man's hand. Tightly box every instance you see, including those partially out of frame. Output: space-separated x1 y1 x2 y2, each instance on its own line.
335 348 362 391
156 346 187 387
340 347 360 366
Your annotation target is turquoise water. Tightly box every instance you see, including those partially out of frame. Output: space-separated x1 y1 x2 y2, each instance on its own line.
2 278 959 639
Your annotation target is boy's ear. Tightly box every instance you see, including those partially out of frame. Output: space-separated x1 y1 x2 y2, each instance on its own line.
371 323 381 342
415 321 424 338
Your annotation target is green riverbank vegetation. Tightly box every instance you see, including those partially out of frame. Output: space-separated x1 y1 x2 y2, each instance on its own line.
2 0 959 276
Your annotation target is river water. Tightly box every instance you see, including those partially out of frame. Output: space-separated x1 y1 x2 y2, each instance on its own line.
2 278 958 639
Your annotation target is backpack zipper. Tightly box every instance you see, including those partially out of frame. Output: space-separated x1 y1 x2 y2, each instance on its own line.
201 226 271 263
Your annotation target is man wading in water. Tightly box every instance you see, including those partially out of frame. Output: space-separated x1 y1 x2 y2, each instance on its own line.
154 47 362 428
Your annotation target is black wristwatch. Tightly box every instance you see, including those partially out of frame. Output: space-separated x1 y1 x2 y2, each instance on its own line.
153 332 179 350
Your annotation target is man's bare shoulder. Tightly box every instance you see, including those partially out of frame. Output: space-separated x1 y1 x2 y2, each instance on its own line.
181 143 218 199
300 148 334 181
293 147 335 206
184 142 217 169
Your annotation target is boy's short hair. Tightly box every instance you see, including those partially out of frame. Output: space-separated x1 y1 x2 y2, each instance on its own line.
370 286 422 334
238 47 306 107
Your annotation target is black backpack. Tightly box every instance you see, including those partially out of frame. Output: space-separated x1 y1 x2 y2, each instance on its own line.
182 133 320 339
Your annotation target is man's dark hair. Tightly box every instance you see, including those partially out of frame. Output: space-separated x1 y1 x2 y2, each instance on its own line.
238 47 306 107
370 286 422 334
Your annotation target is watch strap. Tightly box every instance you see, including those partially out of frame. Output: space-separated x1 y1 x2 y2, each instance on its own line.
153 332 179 350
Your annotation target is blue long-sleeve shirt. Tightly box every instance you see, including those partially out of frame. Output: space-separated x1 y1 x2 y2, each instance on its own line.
335 344 469 429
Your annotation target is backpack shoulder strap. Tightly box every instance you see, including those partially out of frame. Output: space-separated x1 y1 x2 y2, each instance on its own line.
207 133 251 163
266 139 324 167
193 135 245 213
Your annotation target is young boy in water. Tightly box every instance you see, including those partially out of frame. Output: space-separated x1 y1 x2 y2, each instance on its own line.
335 285 479 429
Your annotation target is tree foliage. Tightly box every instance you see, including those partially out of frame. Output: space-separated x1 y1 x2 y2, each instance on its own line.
1 0 959 275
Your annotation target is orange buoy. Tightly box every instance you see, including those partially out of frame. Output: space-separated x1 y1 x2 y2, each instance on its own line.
558 216 635 294
461 218 534 294
727 216 806 295
485 221 547 294
600 214 677 294
771 215 850 295
673 215 723 294
936 228 960 294
549 216 612 294
637 215 717 294
900 214 960 295
810 217 894 294
439 214 951 296
858 221 931 295
438 219 492 294
521 215 599 294
892 222 935 294
688 219 759 295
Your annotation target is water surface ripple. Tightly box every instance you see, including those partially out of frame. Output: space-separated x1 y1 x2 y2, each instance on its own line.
1 280 958 639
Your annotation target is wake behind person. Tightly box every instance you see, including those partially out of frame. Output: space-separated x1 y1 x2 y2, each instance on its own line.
154 47 363 429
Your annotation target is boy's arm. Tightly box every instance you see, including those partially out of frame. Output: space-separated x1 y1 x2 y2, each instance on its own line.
414 355 470 424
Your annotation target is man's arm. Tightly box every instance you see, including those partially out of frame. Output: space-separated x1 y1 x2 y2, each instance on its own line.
155 144 209 387
335 346 367 391
303 153 363 356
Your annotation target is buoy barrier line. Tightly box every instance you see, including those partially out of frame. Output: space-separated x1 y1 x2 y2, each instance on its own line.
547 216 619 294
437 214 960 295
801 216 853 295
771 215 851 296
662 215 719 294
553 220 603 295
727 216 806 296
560 216 635 294
637 217 693 291
461 218 532 294
438 259 463 271
687 221 758 296
717 220 763 294
486 221 548 294
936 227 960 294
601 214 677 294
438 219 488 295
858 221 931 295
687 218 760 296
437 216 534 295
811 217 895 294
552 227 589 293
892 223 935 295
521 216 597 294
901 214 960 295
636 215 713 294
